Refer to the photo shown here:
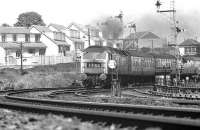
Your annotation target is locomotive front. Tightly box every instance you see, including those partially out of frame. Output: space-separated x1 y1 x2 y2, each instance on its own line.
80 46 109 88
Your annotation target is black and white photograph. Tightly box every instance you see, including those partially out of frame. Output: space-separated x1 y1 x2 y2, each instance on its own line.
0 0 200 130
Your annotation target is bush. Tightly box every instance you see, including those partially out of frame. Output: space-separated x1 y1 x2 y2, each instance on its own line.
14 72 80 89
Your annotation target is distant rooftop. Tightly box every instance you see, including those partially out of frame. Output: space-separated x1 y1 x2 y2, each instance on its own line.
0 27 30 34
49 23 67 31
31 25 52 33
125 31 160 40
179 39 200 46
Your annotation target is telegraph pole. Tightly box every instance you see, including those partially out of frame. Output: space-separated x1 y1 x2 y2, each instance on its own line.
20 42 23 75
88 28 91 46
155 0 183 84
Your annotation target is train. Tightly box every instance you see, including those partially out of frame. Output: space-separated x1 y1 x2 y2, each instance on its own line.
80 46 178 88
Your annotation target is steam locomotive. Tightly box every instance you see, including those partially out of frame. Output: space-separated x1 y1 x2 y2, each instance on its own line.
80 46 177 88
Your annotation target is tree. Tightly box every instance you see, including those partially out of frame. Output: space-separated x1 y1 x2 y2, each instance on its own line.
98 17 123 39
14 12 46 27
1 23 10 27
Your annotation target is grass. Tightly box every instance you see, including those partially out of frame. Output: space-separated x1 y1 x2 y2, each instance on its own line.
0 63 81 90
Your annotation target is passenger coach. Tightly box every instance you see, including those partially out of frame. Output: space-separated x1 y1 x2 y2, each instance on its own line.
80 46 177 88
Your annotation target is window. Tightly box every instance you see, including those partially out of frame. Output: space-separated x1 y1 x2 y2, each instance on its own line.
1 34 6 42
39 49 45 55
86 62 102 68
191 47 196 53
16 50 21 58
70 29 80 39
185 47 197 55
54 32 65 41
95 41 102 46
35 34 41 42
13 34 17 42
75 42 84 50
28 49 35 54
91 29 99 37
25 34 30 42
58 46 62 53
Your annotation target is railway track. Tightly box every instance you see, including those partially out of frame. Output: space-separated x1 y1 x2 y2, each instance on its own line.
0 88 200 129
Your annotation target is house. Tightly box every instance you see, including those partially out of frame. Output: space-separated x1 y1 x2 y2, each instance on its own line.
30 25 70 56
178 39 200 75
123 31 164 50
179 39 200 56
0 26 46 65
48 23 105 58
0 26 72 66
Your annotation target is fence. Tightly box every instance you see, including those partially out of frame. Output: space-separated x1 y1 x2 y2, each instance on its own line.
3 55 74 66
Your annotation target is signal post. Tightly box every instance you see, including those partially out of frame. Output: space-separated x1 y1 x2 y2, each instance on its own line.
108 60 121 97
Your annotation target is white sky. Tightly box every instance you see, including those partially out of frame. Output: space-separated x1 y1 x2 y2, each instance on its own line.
0 0 200 26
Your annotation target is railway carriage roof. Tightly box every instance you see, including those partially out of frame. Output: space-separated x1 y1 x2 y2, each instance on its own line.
148 53 176 59
84 46 176 59
128 50 153 58
84 46 129 56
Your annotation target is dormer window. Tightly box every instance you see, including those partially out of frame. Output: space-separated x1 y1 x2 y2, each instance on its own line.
54 32 65 41
70 29 80 39
25 34 30 42
1 34 6 42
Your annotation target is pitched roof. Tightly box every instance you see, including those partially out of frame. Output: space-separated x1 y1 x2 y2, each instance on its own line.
0 27 30 34
31 25 70 47
0 42 46 49
32 25 52 32
67 22 87 34
179 39 200 46
126 31 160 40
49 23 67 31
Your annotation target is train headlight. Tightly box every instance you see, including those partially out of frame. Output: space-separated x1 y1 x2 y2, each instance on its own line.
80 73 87 80
99 73 107 80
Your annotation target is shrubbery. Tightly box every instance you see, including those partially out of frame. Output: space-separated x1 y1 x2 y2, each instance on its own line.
14 72 80 89
0 63 81 90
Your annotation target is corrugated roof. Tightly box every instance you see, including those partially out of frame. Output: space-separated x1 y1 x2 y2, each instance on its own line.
0 42 46 49
126 31 160 40
49 23 67 31
0 27 30 34
179 39 200 46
